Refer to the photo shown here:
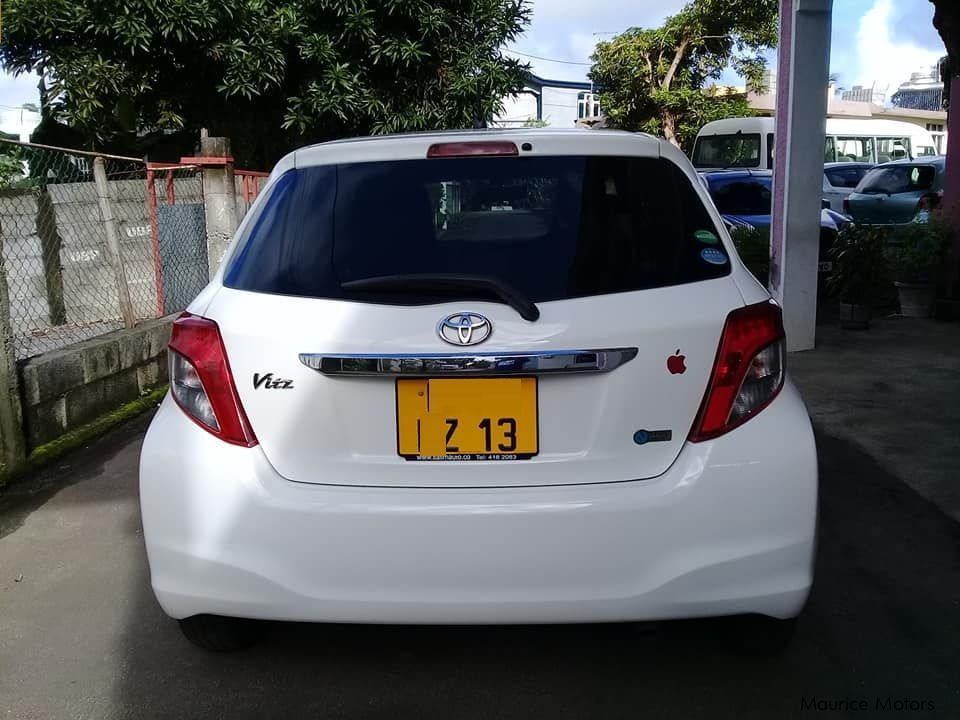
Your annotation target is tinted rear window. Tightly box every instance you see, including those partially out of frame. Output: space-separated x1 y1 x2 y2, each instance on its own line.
224 156 729 303
706 175 772 216
825 165 870 189
857 165 936 195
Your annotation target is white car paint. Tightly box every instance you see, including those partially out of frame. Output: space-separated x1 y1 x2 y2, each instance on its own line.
142 382 815 623
140 129 818 626
822 162 874 211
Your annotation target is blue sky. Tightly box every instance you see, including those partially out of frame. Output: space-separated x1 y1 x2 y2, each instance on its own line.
0 0 947 111
503 0 946 94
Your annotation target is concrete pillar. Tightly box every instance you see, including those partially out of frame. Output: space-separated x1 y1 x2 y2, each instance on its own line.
942 74 960 297
0 227 27 482
36 188 67 326
770 0 833 351
92 157 137 329
199 136 239 278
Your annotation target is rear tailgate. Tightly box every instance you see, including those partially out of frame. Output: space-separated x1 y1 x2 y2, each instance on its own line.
208 279 744 488
208 135 747 488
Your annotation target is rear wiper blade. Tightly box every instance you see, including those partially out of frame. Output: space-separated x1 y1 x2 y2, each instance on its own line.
341 274 541 322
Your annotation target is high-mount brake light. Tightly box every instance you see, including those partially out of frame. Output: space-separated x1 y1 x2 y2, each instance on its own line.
426 141 520 158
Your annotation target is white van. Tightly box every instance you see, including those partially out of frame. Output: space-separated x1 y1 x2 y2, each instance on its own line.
691 117 939 170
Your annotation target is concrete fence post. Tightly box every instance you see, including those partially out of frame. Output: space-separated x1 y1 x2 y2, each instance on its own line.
35 186 67 326
0 225 27 481
92 156 136 329
197 136 238 278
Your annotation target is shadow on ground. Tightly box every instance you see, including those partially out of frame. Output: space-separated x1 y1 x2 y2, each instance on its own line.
791 315 960 521
102 431 960 720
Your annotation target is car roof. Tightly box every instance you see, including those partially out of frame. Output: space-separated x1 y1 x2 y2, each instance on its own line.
301 127 648 147
287 128 667 170
699 169 772 180
823 161 874 169
697 117 774 135
873 155 946 168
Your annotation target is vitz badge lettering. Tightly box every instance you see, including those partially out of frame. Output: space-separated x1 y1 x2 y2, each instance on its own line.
253 373 294 390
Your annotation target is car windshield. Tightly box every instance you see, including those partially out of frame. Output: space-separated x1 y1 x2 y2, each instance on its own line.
706 176 772 216
692 133 762 168
224 155 729 303
857 165 936 194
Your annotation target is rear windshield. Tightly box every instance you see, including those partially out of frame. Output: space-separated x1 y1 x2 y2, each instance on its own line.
224 155 729 304
825 165 870 189
705 175 772 216
857 165 936 195
692 134 762 169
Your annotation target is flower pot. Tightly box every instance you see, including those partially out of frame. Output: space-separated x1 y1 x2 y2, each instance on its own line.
839 302 870 330
894 281 935 318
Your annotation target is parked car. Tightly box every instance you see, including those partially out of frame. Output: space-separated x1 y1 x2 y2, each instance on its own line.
141 130 818 653
844 156 946 226
699 169 850 272
698 169 773 229
822 162 873 211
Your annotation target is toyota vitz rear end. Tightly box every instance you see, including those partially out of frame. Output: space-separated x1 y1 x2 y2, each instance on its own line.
139 129 817 652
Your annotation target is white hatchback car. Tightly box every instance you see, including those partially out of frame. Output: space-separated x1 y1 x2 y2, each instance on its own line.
140 129 818 652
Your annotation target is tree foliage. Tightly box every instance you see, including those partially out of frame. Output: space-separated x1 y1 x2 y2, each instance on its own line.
0 0 531 165
0 146 27 189
589 0 778 150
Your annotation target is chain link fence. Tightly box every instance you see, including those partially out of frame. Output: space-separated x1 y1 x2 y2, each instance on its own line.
0 138 265 360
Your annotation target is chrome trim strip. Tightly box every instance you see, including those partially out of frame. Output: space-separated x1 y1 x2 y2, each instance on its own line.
300 349 639 376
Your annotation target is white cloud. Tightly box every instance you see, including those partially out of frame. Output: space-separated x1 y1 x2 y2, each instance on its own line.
0 72 41 111
852 0 944 96
525 0 678 25
508 0 687 81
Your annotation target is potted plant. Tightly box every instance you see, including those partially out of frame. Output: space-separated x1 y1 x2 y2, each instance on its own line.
885 220 949 318
827 224 889 329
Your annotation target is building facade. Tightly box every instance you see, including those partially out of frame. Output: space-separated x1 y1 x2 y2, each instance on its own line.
891 63 946 112
745 69 949 154
493 74 603 128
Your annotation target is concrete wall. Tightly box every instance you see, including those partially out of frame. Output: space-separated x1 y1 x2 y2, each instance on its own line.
18 315 173 449
0 175 260 349
234 175 266 217
0 155 265 464
0 178 204 359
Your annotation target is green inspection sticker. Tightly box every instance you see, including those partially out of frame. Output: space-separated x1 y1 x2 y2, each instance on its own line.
695 230 720 245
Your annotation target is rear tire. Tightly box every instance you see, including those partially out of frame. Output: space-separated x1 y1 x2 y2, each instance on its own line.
719 614 798 655
178 614 262 652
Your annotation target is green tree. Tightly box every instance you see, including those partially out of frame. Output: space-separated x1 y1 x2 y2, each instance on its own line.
589 0 777 150
0 149 27 189
0 0 531 165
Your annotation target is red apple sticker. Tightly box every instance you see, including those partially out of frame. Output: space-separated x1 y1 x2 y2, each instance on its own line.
667 349 686 375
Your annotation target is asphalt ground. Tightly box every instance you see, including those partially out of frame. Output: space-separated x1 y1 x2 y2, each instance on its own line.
2 317 959 719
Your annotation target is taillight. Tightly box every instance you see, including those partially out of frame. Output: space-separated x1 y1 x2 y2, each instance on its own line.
842 198 850 214
690 301 786 442
426 141 519 158
168 313 257 447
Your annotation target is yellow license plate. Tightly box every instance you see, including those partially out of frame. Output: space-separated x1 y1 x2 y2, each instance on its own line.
396 378 538 461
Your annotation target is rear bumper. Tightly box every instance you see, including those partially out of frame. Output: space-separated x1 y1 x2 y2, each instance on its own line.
139 381 817 624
